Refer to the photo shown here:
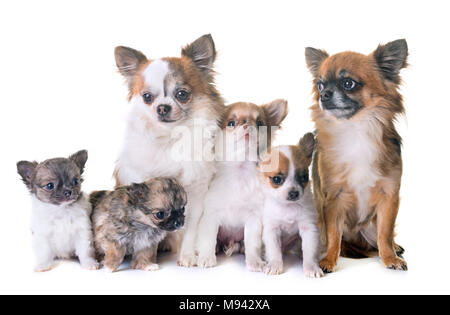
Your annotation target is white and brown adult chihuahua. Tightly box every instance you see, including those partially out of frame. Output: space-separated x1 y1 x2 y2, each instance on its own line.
17 150 99 272
259 133 324 278
113 34 225 266
196 100 288 271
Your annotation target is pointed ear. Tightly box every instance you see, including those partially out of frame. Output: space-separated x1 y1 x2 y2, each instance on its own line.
305 47 329 77
299 132 315 161
69 150 88 174
181 34 216 80
17 161 38 189
263 99 288 127
373 39 408 83
128 183 149 206
114 46 148 78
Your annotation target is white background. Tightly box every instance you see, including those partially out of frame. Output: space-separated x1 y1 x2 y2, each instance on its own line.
1 0 449 295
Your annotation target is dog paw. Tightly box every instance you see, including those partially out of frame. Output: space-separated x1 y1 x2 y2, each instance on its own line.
178 253 197 267
34 262 56 273
319 258 336 273
304 264 325 278
264 261 283 275
197 255 217 268
246 258 266 272
81 259 100 271
383 256 408 271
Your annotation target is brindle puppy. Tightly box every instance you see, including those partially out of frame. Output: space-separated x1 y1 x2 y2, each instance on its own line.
91 178 186 272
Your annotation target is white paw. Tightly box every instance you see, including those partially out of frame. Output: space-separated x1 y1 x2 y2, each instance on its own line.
304 264 325 278
34 261 56 272
197 254 217 268
81 259 100 271
178 253 197 267
104 265 118 273
264 261 283 275
142 263 160 271
246 258 266 272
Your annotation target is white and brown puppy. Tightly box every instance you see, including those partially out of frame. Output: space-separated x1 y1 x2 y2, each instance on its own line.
17 150 99 272
259 133 323 278
113 34 225 267
197 100 288 271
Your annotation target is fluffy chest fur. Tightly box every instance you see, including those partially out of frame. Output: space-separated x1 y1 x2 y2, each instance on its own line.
30 193 92 257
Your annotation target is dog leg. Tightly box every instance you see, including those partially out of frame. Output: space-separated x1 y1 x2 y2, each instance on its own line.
245 218 265 272
196 210 220 268
131 245 159 271
299 223 324 278
104 242 126 273
263 226 283 275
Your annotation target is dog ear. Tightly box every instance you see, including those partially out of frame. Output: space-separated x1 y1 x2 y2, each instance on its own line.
69 150 88 174
115 46 148 78
263 99 288 127
299 132 315 162
305 47 329 77
128 183 149 206
373 39 408 83
17 161 38 190
182 34 216 81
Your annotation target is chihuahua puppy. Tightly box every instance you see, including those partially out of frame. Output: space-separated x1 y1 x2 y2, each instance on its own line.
113 34 225 267
197 100 288 271
17 150 99 272
259 133 323 278
91 178 187 272
305 39 408 272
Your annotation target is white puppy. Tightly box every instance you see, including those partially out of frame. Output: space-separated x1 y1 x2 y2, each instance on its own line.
258 134 324 277
17 150 98 272
197 100 288 271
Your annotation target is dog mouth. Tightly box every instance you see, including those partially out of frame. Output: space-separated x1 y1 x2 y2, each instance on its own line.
158 117 178 123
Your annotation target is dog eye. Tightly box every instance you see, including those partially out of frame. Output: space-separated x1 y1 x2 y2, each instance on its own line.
297 173 309 184
179 207 185 214
175 89 191 103
341 78 357 91
318 82 325 92
72 178 79 186
271 176 284 186
155 211 166 220
227 120 236 128
256 120 263 127
142 92 153 104
45 183 55 191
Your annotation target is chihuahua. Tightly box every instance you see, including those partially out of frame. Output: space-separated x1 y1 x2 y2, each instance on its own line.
305 39 408 272
259 133 323 278
91 178 187 272
17 150 99 272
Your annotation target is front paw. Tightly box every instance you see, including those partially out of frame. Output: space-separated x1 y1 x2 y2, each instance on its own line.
382 256 408 271
197 254 217 268
178 253 197 267
246 258 266 272
319 258 337 273
81 258 100 270
34 261 56 272
304 263 325 278
264 261 283 275
131 261 160 271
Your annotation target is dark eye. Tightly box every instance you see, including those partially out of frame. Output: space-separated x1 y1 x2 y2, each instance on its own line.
179 207 185 214
297 173 309 184
155 211 166 220
227 120 236 128
175 89 191 103
271 176 284 186
73 178 79 186
341 78 357 91
45 183 55 191
256 120 263 127
318 82 325 92
142 92 153 104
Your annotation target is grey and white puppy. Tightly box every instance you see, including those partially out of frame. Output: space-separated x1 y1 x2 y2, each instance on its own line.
91 177 187 272
17 150 99 272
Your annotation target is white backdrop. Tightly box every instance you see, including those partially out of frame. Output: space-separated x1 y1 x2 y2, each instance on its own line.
1 0 449 295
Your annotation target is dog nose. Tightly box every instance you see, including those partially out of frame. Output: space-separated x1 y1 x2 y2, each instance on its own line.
63 190 72 198
157 104 171 117
321 89 333 102
288 190 299 201
174 218 183 229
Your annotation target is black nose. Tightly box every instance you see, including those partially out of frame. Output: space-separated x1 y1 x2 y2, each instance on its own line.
157 104 171 117
63 190 72 198
288 190 299 201
321 89 333 102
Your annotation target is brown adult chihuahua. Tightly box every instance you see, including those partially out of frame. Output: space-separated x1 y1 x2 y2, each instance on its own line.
305 39 408 272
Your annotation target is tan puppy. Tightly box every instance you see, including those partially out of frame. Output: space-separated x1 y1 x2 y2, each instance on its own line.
305 40 408 272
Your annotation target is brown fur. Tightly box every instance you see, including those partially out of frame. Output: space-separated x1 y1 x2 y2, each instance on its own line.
306 40 408 272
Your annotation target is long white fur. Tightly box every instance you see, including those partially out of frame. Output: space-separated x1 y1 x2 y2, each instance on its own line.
30 194 98 272
115 60 218 266
261 146 324 278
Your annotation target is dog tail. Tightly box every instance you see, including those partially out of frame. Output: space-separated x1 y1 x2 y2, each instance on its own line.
89 190 108 208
